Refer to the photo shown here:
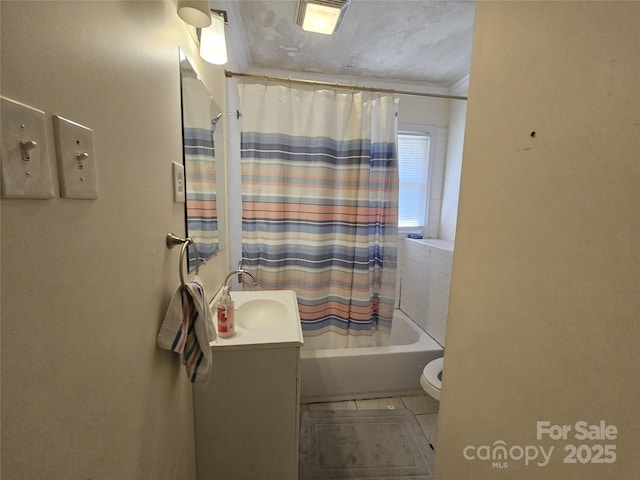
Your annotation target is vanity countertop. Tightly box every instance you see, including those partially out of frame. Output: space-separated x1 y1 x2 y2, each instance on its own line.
209 289 304 350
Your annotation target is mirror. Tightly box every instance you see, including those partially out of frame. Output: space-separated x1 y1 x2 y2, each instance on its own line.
179 50 226 270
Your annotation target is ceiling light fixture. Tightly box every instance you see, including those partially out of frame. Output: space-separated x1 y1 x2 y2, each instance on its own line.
199 10 228 65
295 0 351 35
177 0 212 28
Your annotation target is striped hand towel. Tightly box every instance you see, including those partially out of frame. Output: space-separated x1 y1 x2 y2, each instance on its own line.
157 276 215 384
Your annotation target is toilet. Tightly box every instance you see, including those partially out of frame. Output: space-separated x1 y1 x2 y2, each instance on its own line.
420 357 443 401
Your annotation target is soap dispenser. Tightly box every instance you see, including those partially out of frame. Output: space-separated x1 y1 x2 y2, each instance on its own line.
216 286 235 338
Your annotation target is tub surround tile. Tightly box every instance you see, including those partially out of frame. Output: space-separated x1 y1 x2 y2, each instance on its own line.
400 238 453 346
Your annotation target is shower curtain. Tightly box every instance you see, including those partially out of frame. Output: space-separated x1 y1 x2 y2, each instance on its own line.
239 84 399 348
181 77 218 270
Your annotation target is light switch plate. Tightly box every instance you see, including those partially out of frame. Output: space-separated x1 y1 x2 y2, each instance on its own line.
173 162 185 203
53 115 98 199
1 97 55 199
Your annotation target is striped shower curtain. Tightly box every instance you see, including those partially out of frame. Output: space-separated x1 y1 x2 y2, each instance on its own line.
181 77 218 270
239 84 399 348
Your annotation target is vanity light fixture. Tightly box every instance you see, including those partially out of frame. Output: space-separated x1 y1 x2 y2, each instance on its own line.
199 10 228 65
295 0 351 35
177 0 212 28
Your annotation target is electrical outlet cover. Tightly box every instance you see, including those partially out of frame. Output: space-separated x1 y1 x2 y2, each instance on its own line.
173 162 186 203
1 97 55 199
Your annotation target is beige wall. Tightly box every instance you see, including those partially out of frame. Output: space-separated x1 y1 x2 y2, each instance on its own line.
436 2 640 479
439 78 468 243
398 95 451 127
1 1 229 478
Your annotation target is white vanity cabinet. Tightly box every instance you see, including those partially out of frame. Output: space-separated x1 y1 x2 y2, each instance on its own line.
192 290 304 480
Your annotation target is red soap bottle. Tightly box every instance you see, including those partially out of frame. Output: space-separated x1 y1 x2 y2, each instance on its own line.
216 286 235 338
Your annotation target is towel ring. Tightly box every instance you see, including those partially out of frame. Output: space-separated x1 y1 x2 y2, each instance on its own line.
166 233 200 287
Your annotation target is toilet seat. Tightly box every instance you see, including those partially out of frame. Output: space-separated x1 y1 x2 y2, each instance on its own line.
420 357 443 401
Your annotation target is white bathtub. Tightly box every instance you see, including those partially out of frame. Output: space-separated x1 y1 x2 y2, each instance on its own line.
300 309 443 403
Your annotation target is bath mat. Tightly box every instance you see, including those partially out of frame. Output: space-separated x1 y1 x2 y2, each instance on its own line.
299 409 434 479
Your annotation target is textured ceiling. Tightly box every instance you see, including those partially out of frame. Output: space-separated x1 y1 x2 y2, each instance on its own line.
229 0 476 87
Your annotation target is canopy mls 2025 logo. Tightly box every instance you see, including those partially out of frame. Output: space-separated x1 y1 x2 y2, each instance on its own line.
463 420 618 469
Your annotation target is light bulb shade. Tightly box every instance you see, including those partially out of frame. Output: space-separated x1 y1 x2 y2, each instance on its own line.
177 0 212 28
200 13 228 65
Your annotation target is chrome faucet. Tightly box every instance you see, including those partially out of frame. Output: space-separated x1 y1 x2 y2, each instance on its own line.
223 269 258 289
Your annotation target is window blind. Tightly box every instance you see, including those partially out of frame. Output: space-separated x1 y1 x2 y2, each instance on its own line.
397 132 430 228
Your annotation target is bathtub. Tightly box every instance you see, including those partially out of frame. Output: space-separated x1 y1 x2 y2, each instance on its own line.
299 309 443 403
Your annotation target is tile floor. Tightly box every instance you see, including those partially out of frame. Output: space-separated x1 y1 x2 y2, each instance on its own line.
301 393 439 472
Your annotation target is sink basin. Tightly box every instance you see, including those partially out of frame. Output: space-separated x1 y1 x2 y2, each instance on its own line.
211 289 303 348
235 298 287 329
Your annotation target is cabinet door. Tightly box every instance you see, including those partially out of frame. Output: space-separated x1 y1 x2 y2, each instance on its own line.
193 347 300 480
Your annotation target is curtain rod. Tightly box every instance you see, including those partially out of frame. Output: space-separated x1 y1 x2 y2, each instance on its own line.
225 70 468 101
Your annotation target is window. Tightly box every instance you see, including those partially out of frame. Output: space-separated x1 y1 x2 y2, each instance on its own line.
397 130 430 230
